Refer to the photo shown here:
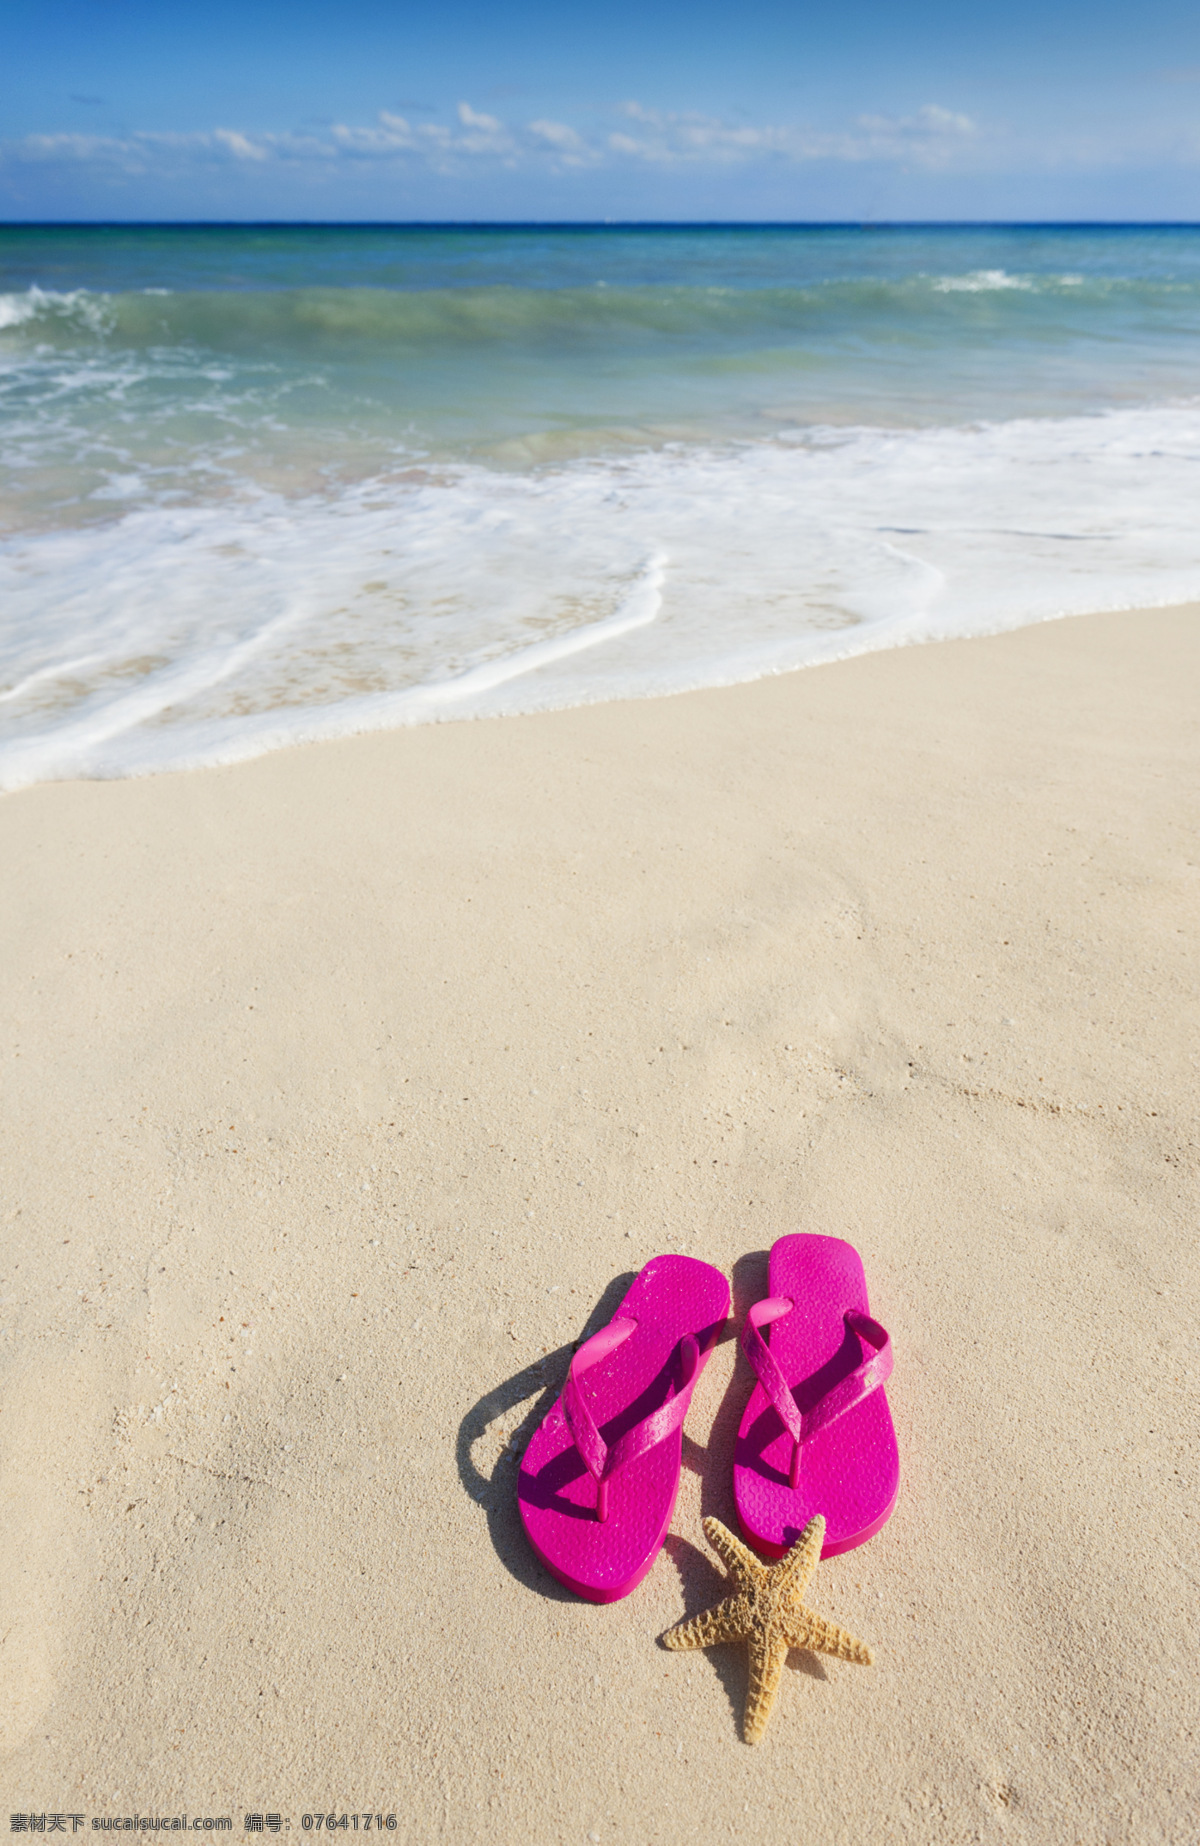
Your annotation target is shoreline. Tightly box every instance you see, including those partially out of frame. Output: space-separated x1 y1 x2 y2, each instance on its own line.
2 602 1197 1840
6 584 1200 796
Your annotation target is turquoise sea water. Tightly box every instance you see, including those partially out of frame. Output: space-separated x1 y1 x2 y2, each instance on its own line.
2 224 1200 786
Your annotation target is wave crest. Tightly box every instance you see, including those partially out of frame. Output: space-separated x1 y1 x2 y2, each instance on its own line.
3 270 1199 355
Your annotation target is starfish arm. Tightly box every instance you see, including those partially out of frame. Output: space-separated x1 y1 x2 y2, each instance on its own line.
702 1517 765 1590
743 1633 789 1745
662 1593 752 1652
777 1514 826 1598
783 1610 874 1666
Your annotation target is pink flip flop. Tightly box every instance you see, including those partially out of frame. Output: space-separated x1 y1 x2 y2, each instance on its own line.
518 1255 729 1603
734 1234 898 1559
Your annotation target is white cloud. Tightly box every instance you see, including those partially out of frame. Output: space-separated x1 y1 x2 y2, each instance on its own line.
528 119 583 149
525 118 597 168
605 100 979 168
456 101 503 133
15 131 145 169
332 114 418 152
18 95 1185 190
846 104 977 166
857 104 976 138
11 126 316 171
608 110 795 165
212 129 269 162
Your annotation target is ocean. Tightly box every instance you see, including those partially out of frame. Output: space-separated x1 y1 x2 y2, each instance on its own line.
2 221 1199 789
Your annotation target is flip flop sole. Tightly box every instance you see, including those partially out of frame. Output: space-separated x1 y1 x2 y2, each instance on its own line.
518 1254 729 1602
734 1234 899 1558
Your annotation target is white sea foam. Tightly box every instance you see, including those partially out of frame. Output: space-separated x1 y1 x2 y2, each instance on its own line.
932 269 1035 293
0 290 51 332
0 286 113 334
2 401 1199 790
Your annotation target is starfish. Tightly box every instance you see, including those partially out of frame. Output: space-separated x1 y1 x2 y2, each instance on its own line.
662 1514 873 1743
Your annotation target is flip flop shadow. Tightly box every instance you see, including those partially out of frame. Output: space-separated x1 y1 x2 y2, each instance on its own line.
454 1270 636 1600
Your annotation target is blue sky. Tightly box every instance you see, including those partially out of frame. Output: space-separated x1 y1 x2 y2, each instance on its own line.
4 0 1200 220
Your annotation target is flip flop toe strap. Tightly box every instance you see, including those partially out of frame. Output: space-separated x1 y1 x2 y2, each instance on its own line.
562 1318 701 1522
741 1297 892 1489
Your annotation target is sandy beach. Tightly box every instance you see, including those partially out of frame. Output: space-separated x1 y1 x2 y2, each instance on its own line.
1 603 1196 1842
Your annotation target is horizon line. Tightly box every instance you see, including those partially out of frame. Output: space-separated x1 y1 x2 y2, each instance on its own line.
4 217 1200 231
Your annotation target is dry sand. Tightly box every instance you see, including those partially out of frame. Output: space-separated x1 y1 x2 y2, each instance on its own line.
1 605 1197 1843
